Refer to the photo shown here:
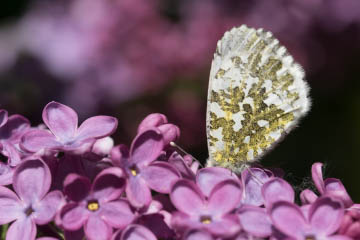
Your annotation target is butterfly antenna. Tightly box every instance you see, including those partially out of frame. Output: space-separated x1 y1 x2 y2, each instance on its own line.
244 165 264 185
170 142 204 168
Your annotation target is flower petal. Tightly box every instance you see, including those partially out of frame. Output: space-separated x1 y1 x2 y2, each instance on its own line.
0 186 23 224
170 179 205 214
43 102 78 140
196 167 237 197
262 177 294 208
0 109 8 128
141 162 180 193
130 129 163 166
33 190 63 225
60 203 89 231
183 229 214 240
84 215 112 240
137 113 168 134
126 176 152 209
237 205 272 237
168 152 195 180
92 167 126 202
13 159 51 203
309 197 344 236
206 214 240 237
157 124 180 146
324 178 353 207
0 114 30 142
270 201 308 239
6 218 36 240
2 142 22 166
207 179 242 215
110 144 130 168
312 162 325 194
63 174 91 202
100 200 134 229
0 162 14 185
300 189 318 205
20 129 61 153
76 116 118 143
241 168 270 206
118 224 157 240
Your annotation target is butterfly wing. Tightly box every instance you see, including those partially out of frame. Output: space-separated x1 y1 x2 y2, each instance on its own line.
206 25 310 172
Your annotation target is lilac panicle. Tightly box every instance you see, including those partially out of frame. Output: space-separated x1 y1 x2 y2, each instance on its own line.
0 105 356 240
59 167 134 240
112 128 180 209
0 159 63 240
21 101 118 154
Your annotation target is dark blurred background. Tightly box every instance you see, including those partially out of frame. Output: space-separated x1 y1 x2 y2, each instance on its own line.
1 0 360 201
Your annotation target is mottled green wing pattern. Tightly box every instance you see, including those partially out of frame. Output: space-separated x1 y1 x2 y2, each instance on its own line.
206 25 310 172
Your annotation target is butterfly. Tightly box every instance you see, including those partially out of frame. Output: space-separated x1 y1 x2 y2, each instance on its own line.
206 25 311 172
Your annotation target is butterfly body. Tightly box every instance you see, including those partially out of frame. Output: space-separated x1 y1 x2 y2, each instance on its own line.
206 25 310 172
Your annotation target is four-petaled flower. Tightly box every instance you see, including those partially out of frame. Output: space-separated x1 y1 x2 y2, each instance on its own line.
21 101 118 154
59 168 134 240
0 159 63 240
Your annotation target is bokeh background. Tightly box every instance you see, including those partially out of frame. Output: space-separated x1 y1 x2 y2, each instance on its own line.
1 0 360 201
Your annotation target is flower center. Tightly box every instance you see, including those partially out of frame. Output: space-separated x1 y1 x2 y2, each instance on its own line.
200 215 212 224
129 165 139 176
24 206 34 217
87 200 100 212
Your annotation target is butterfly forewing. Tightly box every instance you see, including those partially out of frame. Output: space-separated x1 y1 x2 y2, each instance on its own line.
206 25 310 172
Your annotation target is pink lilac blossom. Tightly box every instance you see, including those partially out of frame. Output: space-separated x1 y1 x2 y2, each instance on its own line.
0 101 357 240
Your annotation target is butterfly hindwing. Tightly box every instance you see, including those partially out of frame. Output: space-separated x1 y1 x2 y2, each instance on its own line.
206 25 310 172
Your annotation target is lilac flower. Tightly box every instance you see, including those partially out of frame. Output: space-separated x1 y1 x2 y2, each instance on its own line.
270 196 350 240
21 101 118 154
0 159 63 240
301 163 353 207
59 168 134 240
137 113 180 146
112 224 157 240
0 110 30 166
170 178 242 238
111 128 180 209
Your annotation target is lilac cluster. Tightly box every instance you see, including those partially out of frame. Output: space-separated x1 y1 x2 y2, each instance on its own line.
0 101 359 240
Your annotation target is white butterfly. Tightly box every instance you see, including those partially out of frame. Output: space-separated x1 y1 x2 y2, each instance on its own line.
206 25 311 172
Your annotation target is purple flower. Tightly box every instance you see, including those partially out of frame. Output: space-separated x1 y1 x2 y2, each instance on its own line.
112 129 180 209
301 163 353 207
112 224 157 240
270 196 350 240
21 101 118 154
0 159 63 240
137 113 180 146
59 168 134 240
170 178 242 238
0 110 30 166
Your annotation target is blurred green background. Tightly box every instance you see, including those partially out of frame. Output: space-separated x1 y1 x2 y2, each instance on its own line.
1 0 360 201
